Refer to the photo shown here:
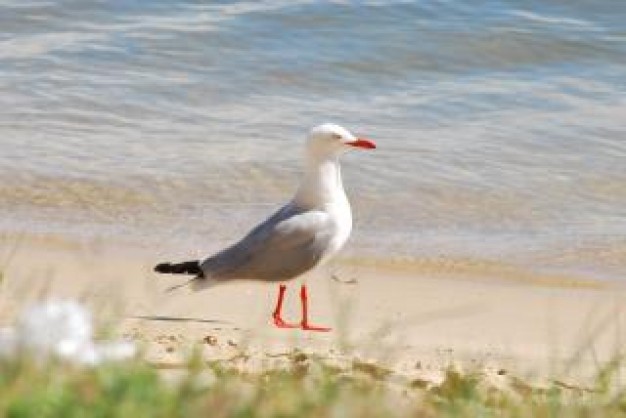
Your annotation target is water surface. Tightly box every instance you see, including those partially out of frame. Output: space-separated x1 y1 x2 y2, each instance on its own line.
1 0 625 280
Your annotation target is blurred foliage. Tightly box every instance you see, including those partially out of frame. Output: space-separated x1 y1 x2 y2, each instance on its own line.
0 350 624 418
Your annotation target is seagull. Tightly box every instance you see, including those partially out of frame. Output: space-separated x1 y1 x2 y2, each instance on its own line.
154 123 376 332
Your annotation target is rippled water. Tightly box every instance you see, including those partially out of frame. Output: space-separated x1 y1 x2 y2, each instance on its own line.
1 1 625 280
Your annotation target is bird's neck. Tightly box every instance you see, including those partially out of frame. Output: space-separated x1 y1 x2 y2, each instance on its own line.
293 153 346 208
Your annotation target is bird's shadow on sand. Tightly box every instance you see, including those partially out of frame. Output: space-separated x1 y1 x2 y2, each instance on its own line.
129 315 231 326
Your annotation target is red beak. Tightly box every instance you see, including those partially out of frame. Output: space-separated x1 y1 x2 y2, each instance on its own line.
346 138 376 149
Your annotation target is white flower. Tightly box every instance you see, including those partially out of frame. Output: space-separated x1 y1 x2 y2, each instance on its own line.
0 300 136 366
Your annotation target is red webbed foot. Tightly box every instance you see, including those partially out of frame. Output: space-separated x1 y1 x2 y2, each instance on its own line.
300 322 331 332
273 315 299 329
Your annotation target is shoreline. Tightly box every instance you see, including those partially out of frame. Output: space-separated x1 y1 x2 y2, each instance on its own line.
2 230 615 286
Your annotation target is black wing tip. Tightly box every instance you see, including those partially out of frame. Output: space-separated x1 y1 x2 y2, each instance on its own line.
154 263 172 273
153 260 203 277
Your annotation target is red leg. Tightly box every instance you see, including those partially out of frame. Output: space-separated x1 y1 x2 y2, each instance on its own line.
300 284 331 332
272 284 298 328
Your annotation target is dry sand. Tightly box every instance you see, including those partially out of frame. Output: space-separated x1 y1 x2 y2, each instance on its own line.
1 234 624 387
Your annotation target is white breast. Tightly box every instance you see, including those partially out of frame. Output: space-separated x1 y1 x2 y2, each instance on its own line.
293 150 354 265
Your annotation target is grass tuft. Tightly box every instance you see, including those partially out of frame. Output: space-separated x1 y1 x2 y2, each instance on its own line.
0 352 624 417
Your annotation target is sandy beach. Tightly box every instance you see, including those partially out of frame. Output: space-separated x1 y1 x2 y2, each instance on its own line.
1 234 623 388
1 1 625 415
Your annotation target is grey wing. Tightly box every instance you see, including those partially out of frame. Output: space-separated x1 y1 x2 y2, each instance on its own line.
200 204 335 281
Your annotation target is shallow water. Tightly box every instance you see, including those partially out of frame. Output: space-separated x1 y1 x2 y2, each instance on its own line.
1 1 625 280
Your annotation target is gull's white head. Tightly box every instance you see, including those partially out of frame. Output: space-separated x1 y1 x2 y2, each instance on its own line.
306 123 376 158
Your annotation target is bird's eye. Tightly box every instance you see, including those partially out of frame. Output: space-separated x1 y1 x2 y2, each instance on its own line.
332 133 342 140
